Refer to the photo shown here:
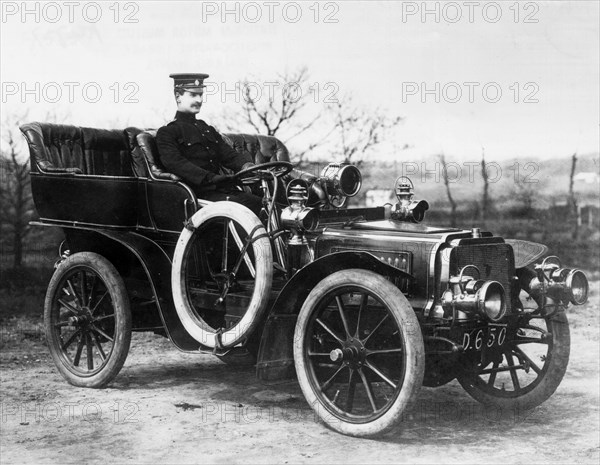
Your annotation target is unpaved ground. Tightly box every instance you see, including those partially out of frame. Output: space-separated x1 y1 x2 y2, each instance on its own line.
1 284 599 464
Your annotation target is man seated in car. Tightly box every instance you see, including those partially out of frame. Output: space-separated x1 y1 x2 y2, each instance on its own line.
156 73 262 215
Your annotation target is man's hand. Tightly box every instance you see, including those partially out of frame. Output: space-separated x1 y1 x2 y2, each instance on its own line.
211 174 238 187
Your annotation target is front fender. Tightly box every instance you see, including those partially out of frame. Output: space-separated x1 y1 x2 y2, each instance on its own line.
256 251 413 382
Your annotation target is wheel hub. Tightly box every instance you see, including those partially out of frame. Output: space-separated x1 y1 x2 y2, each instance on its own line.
329 339 366 367
68 307 93 327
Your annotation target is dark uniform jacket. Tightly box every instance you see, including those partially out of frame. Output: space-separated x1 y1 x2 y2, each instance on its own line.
156 111 252 193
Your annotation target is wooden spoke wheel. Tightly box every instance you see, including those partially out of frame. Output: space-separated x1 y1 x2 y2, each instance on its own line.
44 252 131 388
294 270 424 437
458 312 570 410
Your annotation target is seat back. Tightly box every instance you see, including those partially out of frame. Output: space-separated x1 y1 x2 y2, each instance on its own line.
20 123 291 179
222 133 290 163
20 122 132 176
123 126 148 177
20 122 85 173
125 129 291 181
81 127 133 176
137 130 182 181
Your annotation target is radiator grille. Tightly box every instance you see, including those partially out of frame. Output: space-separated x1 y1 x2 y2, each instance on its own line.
451 243 516 313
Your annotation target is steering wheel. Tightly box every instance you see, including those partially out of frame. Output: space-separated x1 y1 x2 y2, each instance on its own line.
234 161 293 185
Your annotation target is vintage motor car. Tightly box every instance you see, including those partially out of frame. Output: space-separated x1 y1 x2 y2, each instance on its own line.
20 121 589 437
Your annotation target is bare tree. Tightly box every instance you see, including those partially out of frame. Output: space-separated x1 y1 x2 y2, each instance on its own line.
217 67 328 165
328 95 403 165
480 148 490 223
439 153 457 227
1 113 35 268
219 67 404 167
568 152 579 240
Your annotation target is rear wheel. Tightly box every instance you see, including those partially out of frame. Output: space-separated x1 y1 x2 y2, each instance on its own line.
44 252 131 388
294 270 424 437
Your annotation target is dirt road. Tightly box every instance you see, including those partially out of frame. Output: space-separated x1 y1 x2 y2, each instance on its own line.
1 284 599 464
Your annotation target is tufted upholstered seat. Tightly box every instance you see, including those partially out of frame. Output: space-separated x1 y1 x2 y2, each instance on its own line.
22 122 291 181
124 127 181 180
123 128 291 180
20 122 133 176
222 133 290 165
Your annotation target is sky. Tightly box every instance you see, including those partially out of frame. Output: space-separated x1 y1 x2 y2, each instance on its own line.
1 0 599 162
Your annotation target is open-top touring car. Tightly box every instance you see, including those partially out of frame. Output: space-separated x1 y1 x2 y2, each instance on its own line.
20 121 589 436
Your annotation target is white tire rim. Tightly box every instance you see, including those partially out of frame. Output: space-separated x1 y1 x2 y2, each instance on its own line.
171 202 273 348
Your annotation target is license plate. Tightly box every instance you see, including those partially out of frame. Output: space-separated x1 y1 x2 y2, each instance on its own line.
462 325 507 351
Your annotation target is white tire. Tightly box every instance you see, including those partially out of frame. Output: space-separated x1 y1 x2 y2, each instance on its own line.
294 269 424 437
171 202 273 348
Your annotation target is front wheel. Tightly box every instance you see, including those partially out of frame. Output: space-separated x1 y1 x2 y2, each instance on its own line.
293 270 424 437
44 252 131 388
457 311 570 410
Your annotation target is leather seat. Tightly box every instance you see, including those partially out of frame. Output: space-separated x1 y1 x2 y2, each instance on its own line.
20 122 85 173
21 122 291 181
124 127 181 180
222 133 290 164
126 129 291 181
20 122 132 176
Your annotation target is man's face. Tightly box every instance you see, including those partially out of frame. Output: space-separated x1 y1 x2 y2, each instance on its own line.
177 90 203 114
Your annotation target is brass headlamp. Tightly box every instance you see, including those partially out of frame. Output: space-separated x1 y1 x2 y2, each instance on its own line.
281 185 319 244
441 265 507 322
526 256 588 308
286 163 362 209
390 176 429 223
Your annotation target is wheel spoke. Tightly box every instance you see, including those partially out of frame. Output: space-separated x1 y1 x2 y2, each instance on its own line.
58 298 80 315
358 368 377 413
91 325 114 342
488 361 499 386
513 346 543 375
93 314 115 323
54 321 71 328
354 293 368 338
86 332 94 370
335 296 351 339
308 352 332 357
90 290 109 316
61 329 81 350
87 274 98 307
73 334 85 366
364 361 397 389
67 279 82 307
362 314 389 345
79 271 87 308
505 351 521 390
345 369 357 413
366 348 403 355
520 324 550 339
320 363 347 392
316 318 344 345
91 331 106 362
